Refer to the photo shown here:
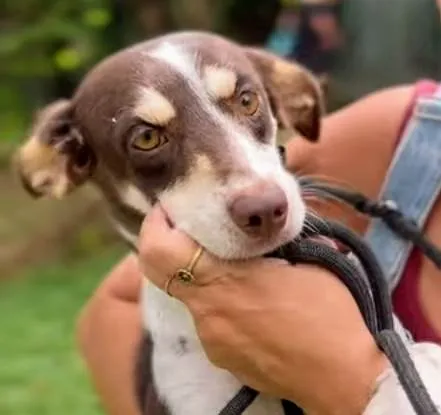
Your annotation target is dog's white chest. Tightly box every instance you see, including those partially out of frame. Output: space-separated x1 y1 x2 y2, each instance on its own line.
142 281 284 415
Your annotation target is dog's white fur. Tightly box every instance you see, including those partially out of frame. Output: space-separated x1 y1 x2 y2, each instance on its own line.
113 41 307 414
117 183 152 216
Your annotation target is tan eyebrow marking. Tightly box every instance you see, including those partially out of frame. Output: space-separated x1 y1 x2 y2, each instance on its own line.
134 88 176 125
203 66 237 100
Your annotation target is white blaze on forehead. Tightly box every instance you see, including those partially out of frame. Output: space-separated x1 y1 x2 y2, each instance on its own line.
149 42 199 82
135 88 176 126
203 66 237 99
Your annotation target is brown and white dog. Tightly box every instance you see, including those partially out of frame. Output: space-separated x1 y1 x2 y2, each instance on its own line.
14 32 324 415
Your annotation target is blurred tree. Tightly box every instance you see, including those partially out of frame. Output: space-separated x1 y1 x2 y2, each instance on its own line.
126 0 173 37
330 0 441 108
0 0 133 142
221 0 280 44
169 0 216 31
0 0 279 145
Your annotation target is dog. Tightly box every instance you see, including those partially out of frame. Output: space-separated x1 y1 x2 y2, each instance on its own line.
14 31 324 415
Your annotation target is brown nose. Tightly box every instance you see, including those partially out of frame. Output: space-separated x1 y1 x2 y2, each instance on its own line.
228 182 288 238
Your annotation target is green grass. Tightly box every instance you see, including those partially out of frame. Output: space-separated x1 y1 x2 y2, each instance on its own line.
0 247 125 415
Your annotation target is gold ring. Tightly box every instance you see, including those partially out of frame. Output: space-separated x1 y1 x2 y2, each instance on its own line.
165 246 204 296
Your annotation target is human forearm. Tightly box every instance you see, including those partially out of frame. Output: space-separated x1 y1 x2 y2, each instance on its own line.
76 255 143 415
364 343 441 415
77 294 142 415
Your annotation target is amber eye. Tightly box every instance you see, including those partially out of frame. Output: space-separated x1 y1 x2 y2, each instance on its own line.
131 128 167 151
238 91 259 116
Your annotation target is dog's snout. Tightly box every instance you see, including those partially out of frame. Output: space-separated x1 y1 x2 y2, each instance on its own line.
228 182 288 238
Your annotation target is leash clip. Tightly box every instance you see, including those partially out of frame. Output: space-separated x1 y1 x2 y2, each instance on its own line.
356 198 399 218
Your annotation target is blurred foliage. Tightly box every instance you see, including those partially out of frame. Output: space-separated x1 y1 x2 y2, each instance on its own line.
330 0 441 108
0 0 134 143
0 0 278 145
1 0 112 77
2 0 441 146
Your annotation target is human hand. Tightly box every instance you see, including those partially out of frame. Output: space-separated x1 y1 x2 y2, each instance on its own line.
139 206 388 414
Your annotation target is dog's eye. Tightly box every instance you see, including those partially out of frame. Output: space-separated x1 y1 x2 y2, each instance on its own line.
131 128 167 151
239 91 259 116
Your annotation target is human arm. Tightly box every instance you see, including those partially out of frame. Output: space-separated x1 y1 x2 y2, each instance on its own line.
365 343 441 414
76 254 142 415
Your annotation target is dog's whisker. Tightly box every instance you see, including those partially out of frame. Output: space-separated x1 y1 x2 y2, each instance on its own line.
307 209 329 227
296 174 359 197
298 175 363 201
302 186 346 205
298 173 340 183
304 209 331 237
303 193 332 204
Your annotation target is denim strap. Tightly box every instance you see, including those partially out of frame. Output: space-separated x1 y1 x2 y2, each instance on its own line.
365 86 441 290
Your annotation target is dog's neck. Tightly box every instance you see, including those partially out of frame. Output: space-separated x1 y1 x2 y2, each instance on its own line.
142 279 198 339
140 275 285 415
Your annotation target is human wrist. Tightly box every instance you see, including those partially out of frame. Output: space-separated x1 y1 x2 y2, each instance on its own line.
300 339 389 415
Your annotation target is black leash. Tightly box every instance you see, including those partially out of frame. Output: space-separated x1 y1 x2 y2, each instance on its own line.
217 147 441 415
305 181 441 269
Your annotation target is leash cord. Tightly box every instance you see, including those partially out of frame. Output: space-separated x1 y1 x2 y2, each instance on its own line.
304 181 441 269
218 148 441 415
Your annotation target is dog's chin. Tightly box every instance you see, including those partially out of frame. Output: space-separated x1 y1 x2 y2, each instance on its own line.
223 230 299 260
167 200 307 260
188 220 303 261
164 192 306 260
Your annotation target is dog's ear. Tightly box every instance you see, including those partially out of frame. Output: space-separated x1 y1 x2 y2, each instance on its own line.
13 99 96 199
244 47 325 141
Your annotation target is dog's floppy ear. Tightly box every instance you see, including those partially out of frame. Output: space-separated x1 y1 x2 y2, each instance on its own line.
245 47 324 141
13 99 96 199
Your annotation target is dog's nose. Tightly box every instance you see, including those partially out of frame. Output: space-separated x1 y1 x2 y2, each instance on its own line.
228 182 288 238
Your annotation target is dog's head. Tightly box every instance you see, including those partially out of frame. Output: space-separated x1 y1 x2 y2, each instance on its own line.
15 32 323 259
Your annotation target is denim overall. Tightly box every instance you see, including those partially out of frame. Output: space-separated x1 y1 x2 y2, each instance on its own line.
364 86 441 339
